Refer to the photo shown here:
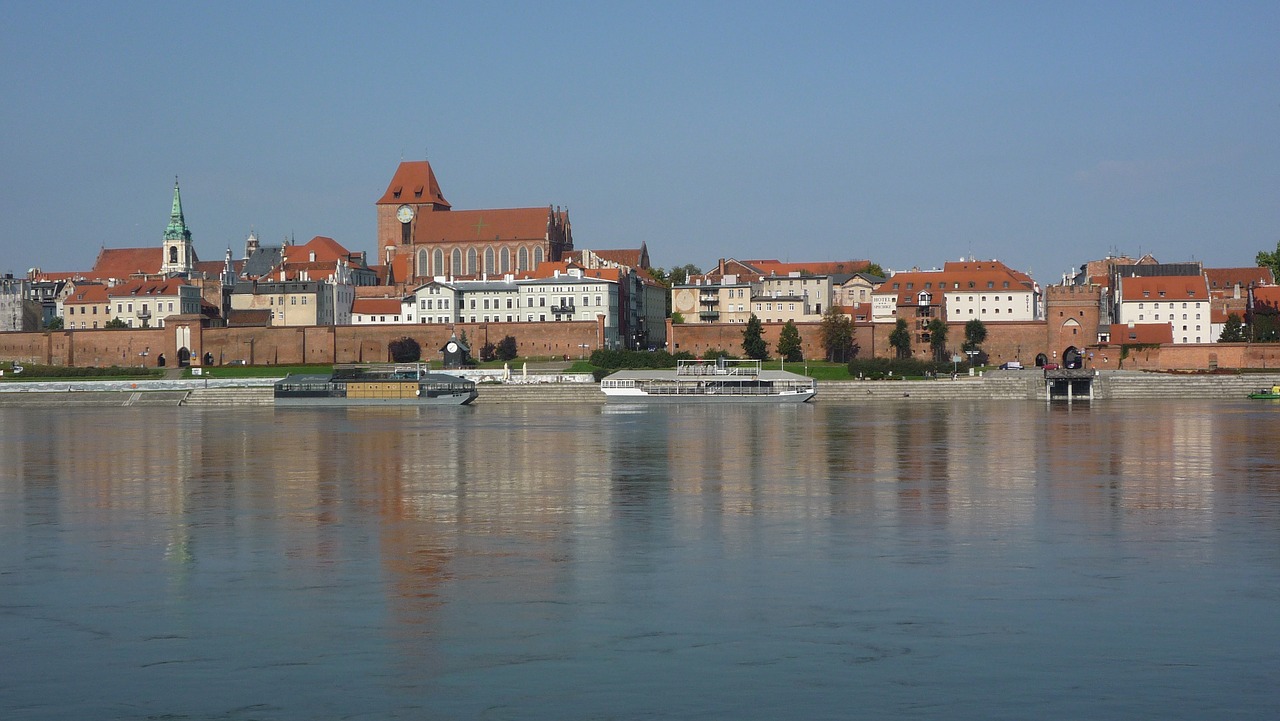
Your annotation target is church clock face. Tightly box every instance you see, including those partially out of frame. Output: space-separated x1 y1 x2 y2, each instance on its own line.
396 204 415 224
447 342 459 353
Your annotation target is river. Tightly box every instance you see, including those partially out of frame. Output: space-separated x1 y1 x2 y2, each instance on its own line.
1 400 1278 719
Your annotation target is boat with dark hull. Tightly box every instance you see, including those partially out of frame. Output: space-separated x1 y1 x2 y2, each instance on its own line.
274 364 477 406
600 358 815 404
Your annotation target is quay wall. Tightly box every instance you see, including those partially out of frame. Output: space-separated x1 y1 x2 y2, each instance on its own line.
5 371 1280 407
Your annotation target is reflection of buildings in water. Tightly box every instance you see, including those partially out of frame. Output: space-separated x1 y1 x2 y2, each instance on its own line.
1113 404 1215 517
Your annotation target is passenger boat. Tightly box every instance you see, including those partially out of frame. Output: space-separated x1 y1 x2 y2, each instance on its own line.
1248 385 1280 400
274 363 477 406
600 358 816 403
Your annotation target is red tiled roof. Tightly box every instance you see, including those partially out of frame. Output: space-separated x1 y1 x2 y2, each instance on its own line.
1252 286 1280 312
282 236 353 264
89 247 162 279
1108 323 1173 345
353 298 404 315
1117 275 1209 302
63 284 110 304
1205 267 1275 293
592 249 643 267
227 309 272 327
376 161 450 208
745 259 871 277
412 207 562 244
107 279 191 297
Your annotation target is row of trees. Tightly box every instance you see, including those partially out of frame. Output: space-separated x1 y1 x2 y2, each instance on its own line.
388 334 520 364
736 311 991 364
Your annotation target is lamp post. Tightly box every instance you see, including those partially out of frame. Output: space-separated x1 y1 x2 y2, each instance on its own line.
965 349 979 375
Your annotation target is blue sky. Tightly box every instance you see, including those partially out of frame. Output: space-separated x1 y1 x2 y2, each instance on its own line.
3 1 1277 284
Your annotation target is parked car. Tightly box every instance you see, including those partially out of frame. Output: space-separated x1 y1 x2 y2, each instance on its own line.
1042 362 1059 370
999 361 1023 370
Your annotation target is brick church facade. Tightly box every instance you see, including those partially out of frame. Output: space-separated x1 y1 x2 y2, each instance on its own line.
376 161 573 285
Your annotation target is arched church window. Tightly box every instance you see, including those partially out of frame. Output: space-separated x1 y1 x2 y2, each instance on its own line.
467 248 478 276
533 247 544 268
500 248 511 274
517 247 529 272
417 249 429 278
169 247 178 263
451 249 462 276
434 249 444 276
484 247 495 275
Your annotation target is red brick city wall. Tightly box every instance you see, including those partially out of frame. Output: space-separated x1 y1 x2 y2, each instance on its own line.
0 320 603 368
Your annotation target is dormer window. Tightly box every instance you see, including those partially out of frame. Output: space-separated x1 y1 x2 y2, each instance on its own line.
392 185 402 199
1143 290 1150 297
414 185 424 198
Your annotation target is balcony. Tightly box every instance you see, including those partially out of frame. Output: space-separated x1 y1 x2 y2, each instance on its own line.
137 308 151 319
699 295 720 305
551 305 575 315
698 311 720 321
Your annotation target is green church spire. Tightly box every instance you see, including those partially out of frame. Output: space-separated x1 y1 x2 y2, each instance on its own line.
164 177 192 242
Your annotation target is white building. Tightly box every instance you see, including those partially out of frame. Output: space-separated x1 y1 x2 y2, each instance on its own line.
1114 274 1211 344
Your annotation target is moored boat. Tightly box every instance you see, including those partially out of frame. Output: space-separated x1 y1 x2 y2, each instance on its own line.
1248 385 1280 400
600 358 815 403
274 363 477 406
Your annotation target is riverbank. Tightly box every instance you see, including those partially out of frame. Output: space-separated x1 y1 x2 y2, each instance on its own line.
3 370 1280 406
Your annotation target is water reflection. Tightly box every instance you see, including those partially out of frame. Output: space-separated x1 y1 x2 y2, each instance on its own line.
1 400 1278 719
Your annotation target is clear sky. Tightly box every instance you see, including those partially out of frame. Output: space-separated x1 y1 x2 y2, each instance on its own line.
3 1 1277 284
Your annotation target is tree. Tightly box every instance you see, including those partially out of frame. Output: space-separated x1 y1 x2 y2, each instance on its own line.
927 318 948 362
105 318 128 329
479 341 497 362
45 317 63 330
962 318 987 352
742 313 768 360
776 321 803 362
667 264 702 286
497 335 519 361
670 311 685 324
1257 240 1280 280
1219 313 1246 343
889 318 911 359
819 306 855 362
388 336 421 363
863 262 887 278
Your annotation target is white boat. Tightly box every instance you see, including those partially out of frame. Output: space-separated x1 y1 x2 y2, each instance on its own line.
600 358 816 403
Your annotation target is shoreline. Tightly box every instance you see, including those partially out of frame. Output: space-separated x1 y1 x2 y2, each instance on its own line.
3 370 1280 406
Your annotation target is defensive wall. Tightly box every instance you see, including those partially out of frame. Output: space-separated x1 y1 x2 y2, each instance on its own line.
0 317 604 368
6 312 1280 373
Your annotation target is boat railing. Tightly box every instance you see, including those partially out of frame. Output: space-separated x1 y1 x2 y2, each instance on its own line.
675 359 761 377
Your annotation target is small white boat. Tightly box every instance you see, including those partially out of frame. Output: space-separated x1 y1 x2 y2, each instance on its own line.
600 358 815 404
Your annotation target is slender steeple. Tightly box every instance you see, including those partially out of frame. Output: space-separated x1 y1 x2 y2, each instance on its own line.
161 176 197 274
164 177 192 242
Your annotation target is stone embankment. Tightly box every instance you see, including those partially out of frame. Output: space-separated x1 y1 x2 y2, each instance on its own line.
3 371 1280 407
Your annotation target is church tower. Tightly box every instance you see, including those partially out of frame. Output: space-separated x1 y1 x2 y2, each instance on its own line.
161 178 198 275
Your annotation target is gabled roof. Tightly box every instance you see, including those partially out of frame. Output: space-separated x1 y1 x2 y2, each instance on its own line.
1117 275 1209 302
377 161 450 208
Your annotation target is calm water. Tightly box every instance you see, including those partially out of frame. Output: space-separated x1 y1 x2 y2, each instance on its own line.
1 400 1278 720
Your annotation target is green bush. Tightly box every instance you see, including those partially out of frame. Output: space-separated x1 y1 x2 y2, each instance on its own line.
589 348 695 369
847 357 954 380
5 364 162 379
